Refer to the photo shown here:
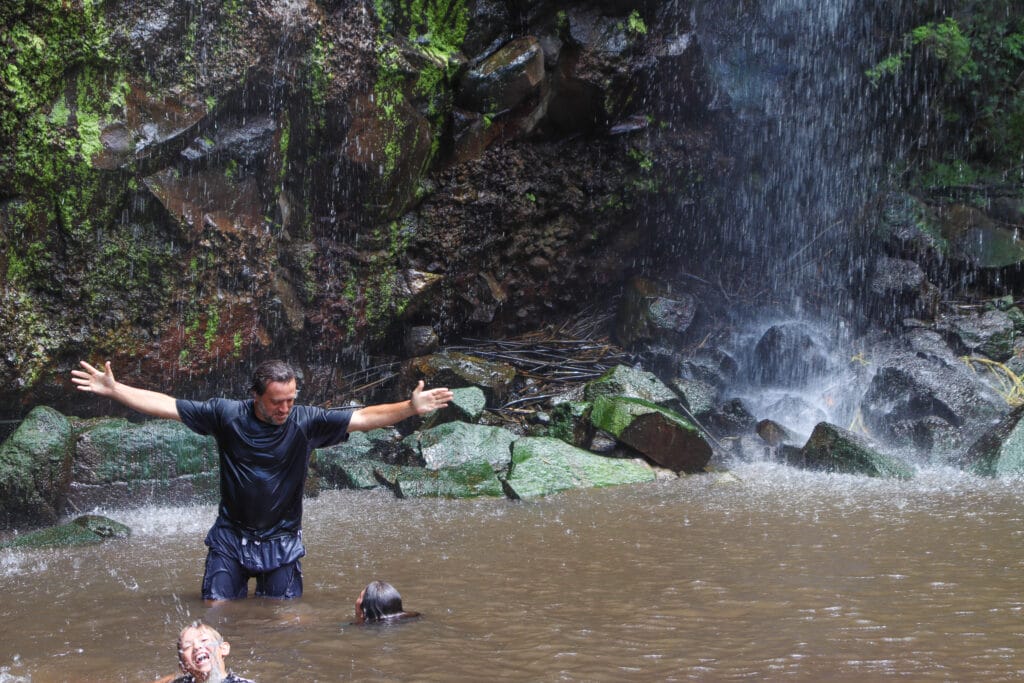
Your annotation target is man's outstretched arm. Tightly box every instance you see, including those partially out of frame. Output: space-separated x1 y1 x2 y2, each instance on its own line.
347 380 453 432
71 360 181 421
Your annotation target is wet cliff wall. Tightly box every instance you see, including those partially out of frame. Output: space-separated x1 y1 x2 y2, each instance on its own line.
0 0 720 417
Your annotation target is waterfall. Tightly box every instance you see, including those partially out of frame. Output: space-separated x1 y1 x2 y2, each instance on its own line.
691 0 897 301
682 0 911 437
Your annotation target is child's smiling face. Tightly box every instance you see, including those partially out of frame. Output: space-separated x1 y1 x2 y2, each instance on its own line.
177 625 230 681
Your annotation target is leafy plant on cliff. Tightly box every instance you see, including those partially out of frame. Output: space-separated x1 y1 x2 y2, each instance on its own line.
371 0 469 175
868 4 1024 183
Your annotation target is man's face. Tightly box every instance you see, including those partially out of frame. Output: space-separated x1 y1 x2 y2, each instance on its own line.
253 378 297 425
178 626 229 682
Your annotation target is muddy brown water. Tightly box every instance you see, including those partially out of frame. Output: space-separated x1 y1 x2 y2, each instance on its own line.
3 463 1024 682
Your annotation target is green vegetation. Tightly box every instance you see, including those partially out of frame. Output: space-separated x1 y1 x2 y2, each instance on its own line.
962 356 1024 407
374 0 469 54
625 10 648 37
370 0 469 179
0 2 165 387
628 147 654 172
627 145 659 194
868 4 1024 183
363 217 416 334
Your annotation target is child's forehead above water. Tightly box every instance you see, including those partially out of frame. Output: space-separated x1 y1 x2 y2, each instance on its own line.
180 626 222 646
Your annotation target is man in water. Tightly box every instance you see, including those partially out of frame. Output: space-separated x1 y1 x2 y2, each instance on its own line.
151 620 254 683
72 358 452 601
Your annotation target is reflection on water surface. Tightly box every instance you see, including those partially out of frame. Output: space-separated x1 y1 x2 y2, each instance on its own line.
3 463 1024 682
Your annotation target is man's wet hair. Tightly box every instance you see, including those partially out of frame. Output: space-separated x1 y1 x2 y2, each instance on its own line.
361 580 406 620
250 359 297 396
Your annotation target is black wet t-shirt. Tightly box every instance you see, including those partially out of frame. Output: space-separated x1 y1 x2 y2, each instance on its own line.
177 398 353 538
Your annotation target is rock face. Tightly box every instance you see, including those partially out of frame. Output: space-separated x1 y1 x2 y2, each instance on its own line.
1 0 717 417
0 407 74 528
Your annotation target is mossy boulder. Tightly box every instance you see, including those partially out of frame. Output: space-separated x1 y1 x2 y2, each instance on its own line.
408 352 517 405
0 406 75 529
504 436 655 500
74 513 131 540
791 422 915 479
388 461 505 499
64 417 223 510
589 395 712 473
314 428 411 489
73 418 218 484
546 400 593 447
0 514 130 550
402 421 516 472
583 365 684 412
962 404 1024 477
419 386 488 429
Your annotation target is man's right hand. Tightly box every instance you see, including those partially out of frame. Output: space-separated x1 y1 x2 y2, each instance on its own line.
71 360 118 397
70 360 181 421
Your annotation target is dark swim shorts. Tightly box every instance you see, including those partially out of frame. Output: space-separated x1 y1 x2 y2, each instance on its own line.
201 548 303 600
200 518 306 600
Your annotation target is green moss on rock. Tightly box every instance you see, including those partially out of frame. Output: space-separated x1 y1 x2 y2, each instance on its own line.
0 514 130 549
505 436 655 500
74 418 218 484
0 406 74 528
796 422 915 479
393 461 504 498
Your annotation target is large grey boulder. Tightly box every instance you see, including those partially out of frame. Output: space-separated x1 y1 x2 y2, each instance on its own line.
860 350 1005 459
938 309 1017 362
751 322 831 387
504 436 655 500
314 428 407 490
403 421 516 472
864 255 939 329
0 407 74 528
